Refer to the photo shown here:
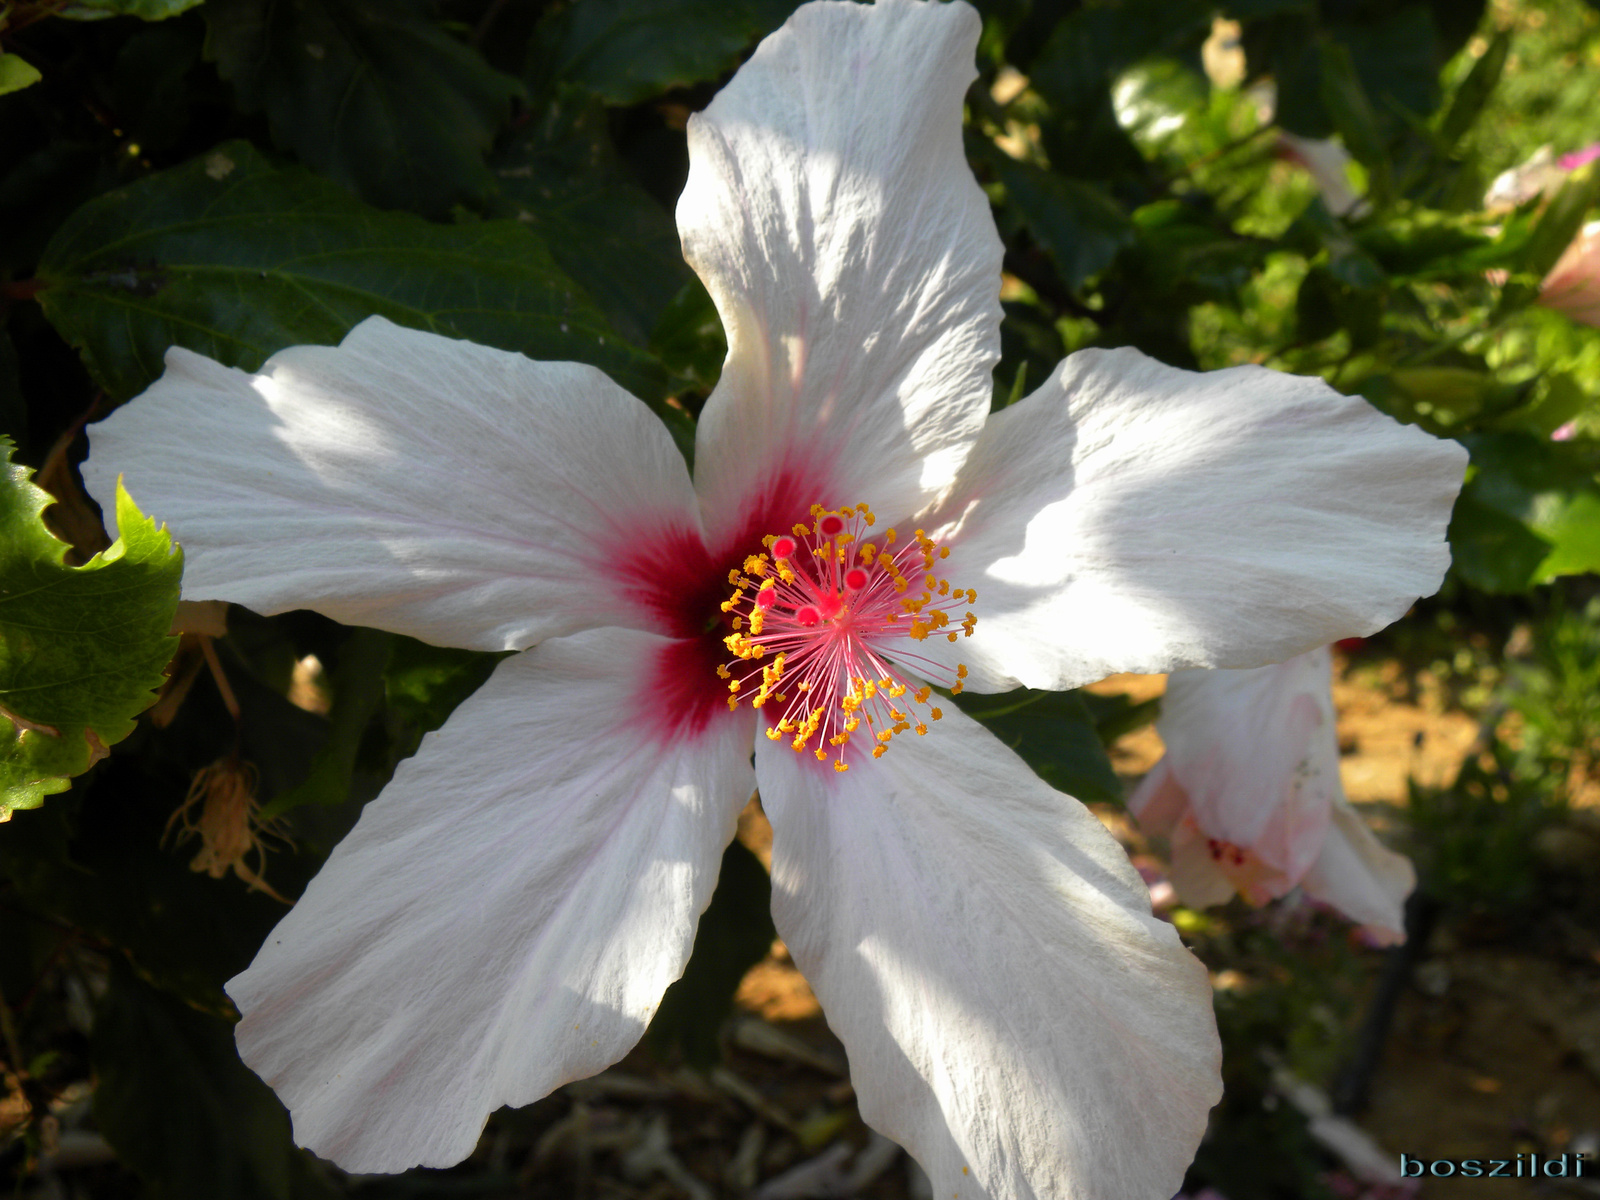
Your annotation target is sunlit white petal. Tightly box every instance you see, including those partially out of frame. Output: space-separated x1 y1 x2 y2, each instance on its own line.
226 628 754 1171
680 0 1002 538
919 349 1467 691
85 317 704 650
757 706 1220 1200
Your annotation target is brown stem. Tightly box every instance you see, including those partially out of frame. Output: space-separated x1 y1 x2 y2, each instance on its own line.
199 636 241 723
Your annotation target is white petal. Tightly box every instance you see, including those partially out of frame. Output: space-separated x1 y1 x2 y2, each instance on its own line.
1300 801 1414 944
226 628 754 1172
680 0 1002 541
1167 819 1245 910
919 348 1467 691
757 708 1220 1200
85 317 703 650
1153 650 1337 882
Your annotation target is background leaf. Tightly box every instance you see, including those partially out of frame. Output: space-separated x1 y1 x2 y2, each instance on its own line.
533 0 793 106
1 441 181 816
92 961 338 1200
36 140 665 403
952 687 1124 804
204 0 524 217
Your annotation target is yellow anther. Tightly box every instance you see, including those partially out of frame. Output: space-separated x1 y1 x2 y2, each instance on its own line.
966 588 977 603
766 726 783 740
872 745 887 758
940 547 950 559
909 622 928 641
914 687 931 705
815 747 827 761
947 632 958 642
744 554 768 577
859 544 877 565
834 760 850 772
915 722 928 735
877 730 893 743
728 680 740 692
884 529 897 545
887 683 906 698
810 504 827 518
727 697 739 710
939 580 950 596
956 664 968 679
732 616 744 629
952 681 965 695
727 568 742 585
716 664 731 679
792 523 811 537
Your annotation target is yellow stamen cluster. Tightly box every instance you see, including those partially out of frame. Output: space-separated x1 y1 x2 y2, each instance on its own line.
718 502 976 771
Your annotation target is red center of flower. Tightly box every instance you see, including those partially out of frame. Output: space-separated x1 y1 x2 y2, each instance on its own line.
719 503 976 772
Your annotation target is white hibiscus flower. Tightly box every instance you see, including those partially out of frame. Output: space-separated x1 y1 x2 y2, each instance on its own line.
1129 646 1416 944
84 1 1466 1196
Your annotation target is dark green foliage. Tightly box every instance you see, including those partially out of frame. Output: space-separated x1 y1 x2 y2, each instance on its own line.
531 0 794 106
92 961 338 1200
205 0 525 217
952 687 1125 804
36 141 664 403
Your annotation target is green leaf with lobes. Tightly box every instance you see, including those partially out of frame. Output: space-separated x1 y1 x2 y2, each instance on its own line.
36 140 666 406
1 437 182 818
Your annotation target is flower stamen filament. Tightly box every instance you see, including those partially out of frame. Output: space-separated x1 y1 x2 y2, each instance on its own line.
720 502 975 771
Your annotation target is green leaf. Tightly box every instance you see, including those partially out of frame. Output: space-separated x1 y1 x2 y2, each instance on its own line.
36 140 664 404
1317 41 1391 205
0 54 42 96
1437 29 1509 154
534 0 791 106
987 153 1133 290
58 0 203 18
647 838 775 1065
1268 7 1440 142
952 687 1124 804
93 962 339 1200
1 439 181 817
1027 0 1210 180
204 0 524 217
489 92 692 347
383 636 506 764
1448 433 1600 592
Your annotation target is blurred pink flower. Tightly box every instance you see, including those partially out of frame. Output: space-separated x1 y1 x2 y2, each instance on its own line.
1129 647 1414 943
1538 220 1600 328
